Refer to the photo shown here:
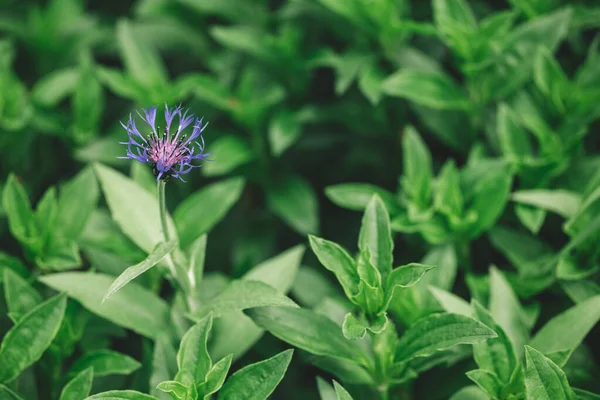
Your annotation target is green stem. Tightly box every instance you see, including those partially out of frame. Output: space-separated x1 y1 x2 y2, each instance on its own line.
158 181 173 249
157 181 192 303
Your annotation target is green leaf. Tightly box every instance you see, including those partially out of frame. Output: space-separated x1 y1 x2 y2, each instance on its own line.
31 68 78 106
308 235 358 299
0 294 67 383
333 380 354 400
3 268 42 319
187 234 207 292
150 335 177 399
386 264 435 307
489 267 529 360
465 163 513 239
358 61 384 105
497 103 533 161
434 160 464 218
342 313 368 340
156 381 189 400
94 163 177 254
342 312 387 340
0 384 23 400
529 295 600 356
471 301 518 383
97 67 145 102
429 287 473 316
401 127 433 208
88 390 160 399
317 377 337 400
2 174 39 249
247 307 368 366
515 204 546 234
267 175 319 235
72 53 103 144
512 190 581 219
174 177 245 248
40 272 170 339
465 369 503 399
325 184 399 213
202 135 253 177
69 350 140 378
533 46 570 112
209 246 304 361
433 0 477 58
395 313 497 363
218 349 293 400
192 280 298 319
525 346 577 400
175 314 213 387
198 354 233 399
116 19 168 88
268 110 301 157
382 70 469 110
103 240 177 302
358 195 393 279
55 166 100 241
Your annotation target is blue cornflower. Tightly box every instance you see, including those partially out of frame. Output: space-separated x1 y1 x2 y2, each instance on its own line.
119 104 213 182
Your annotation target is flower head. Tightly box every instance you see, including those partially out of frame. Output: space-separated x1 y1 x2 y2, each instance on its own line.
119 104 213 182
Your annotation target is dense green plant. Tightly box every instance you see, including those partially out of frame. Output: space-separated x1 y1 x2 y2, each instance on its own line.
1 0 600 399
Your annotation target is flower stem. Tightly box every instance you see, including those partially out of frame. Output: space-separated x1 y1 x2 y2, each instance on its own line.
157 180 196 312
158 180 171 243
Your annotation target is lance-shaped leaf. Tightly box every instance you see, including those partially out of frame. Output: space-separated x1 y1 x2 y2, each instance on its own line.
59 367 94 400
358 195 393 279
190 280 298 320
0 294 67 383
247 307 369 366
3 269 42 320
529 295 600 357
218 350 293 400
175 314 213 387
309 235 359 299
471 301 518 383
103 240 177 302
524 346 577 400
325 183 399 213
40 272 170 339
174 177 245 248
87 390 160 399
385 264 435 308
382 70 469 110
94 163 177 254
395 313 497 363
198 354 233 399
466 369 503 400
68 350 140 378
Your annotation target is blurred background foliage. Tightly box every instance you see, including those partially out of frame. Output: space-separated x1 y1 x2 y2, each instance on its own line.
1 0 600 398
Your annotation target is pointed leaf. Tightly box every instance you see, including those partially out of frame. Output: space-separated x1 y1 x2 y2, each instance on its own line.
395 313 497 363
529 295 600 356
525 346 577 400
309 235 359 299
0 294 67 383
68 350 140 378
218 349 293 400
358 195 393 279
94 163 177 254
247 307 368 366
191 280 298 320
174 177 245 248
40 272 170 339
103 240 177 302
175 314 213 387
3 268 42 319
